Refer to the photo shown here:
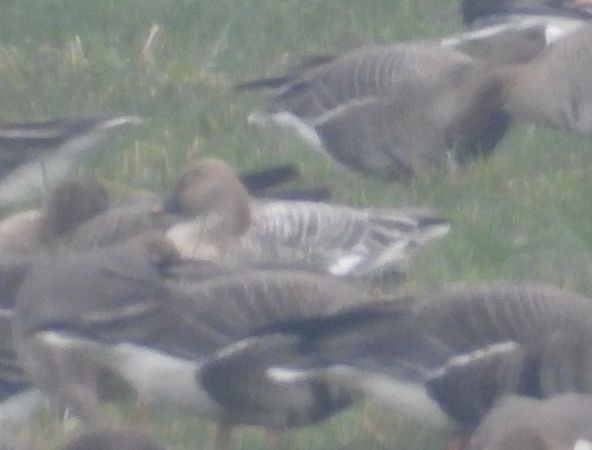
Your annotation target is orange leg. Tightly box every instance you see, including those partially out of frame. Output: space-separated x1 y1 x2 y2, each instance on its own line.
446 433 470 450
264 431 287 449
212 421 233 450
131 399 154 429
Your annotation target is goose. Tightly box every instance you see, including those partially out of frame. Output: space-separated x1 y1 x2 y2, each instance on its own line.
0 114 141 204
0 177 110 254
12 233 371 449
165 158 450 276
202 282 592 445
469 394 592 450
237 44 511 180
487 22 592 138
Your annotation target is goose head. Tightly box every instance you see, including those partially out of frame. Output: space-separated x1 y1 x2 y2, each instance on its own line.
164 158 251 231
164 158 252 261
39 177 110 242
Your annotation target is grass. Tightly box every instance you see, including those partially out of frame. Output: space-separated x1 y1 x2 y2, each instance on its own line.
2 0 592 448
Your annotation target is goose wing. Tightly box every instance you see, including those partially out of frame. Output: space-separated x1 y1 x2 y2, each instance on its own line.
237 201 449 276
213 283 592 428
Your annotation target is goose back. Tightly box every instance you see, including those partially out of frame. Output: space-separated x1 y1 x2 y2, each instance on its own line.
502 23 592 135
65 205 174 250
235 201 450 276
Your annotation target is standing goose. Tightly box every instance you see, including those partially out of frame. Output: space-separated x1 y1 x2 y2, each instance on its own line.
206 282 592 439
469 394 592 450
237 44 510 180
165 158 450 276
12 233 370 449
0 114 141 204
493 22 592 137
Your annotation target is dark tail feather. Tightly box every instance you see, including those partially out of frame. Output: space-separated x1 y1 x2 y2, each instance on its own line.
234 54 335 92
261 185 332 202
234 75 295 92
416 216 450 230
290 54 336 71
240 165 300 194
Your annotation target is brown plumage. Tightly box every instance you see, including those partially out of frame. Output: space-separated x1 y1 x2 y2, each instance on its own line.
497 22 592 135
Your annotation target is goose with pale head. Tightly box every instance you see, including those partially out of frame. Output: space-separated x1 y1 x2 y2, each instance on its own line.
166 158 449 276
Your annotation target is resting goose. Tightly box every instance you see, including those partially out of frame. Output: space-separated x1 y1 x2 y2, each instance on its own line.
62 163 329 251
204 282 592 438
0 177 110 254
12 233 370 449
469 394 592 450
237 44 510 180
165 158 450 276
0 114 141 204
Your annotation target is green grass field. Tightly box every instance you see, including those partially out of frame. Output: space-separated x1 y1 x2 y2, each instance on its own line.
2 0 592 448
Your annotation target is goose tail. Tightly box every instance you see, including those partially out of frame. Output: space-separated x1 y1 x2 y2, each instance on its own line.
240 165 299 194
